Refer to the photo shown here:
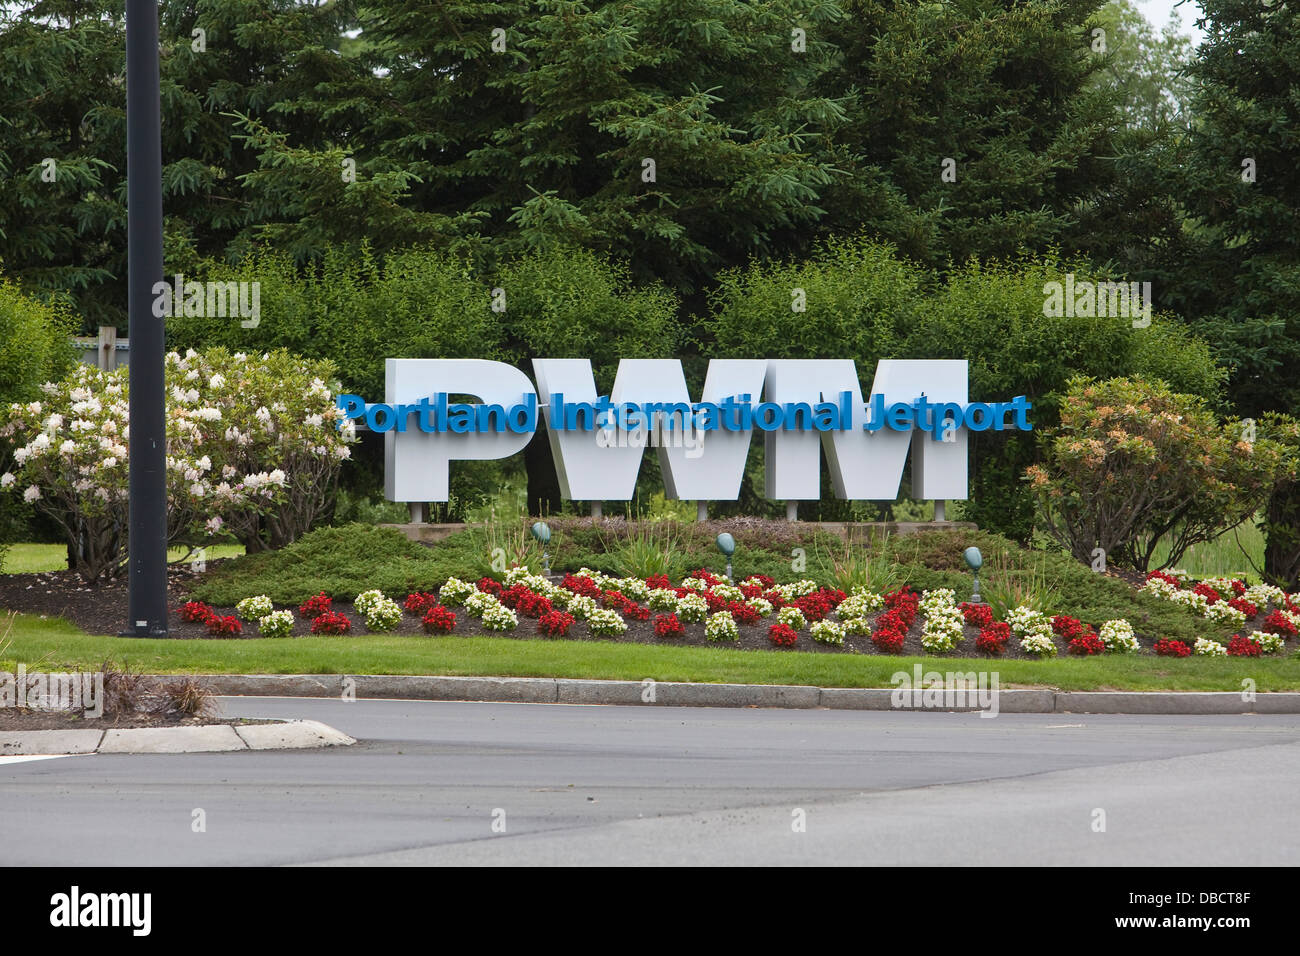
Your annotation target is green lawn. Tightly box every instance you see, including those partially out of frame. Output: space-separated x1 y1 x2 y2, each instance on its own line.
1 542 245 574
3 612 1298 692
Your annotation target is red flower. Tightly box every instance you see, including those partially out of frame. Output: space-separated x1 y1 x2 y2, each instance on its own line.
1146 570 1181 589
653 614 684 638
562 574 601 598
1051 614 1089 640
794 591 834 622
726 601 760 626
748 574 776 588
538 610 576 637
1227 597 1258 618
477 577 503 597
1153 638 1192 657
768 622 798 647
623 602 652 621
1262 610 1298 637
1226 634 1262 657
1191 582 1221 605
739 583 764 599
687 569 722 587
310 611 351 635
644 574 672 591
976 622 1011 655
703 591 729 613
404 592 439 615
206 614 242 637
600 588 629 609
1067 632 1105 656
298 592 332 619
761 589 787 609
883 586 919 627
179 601 214 624
1230 580 1247 598
959 602 994 628
871 607 910 653
421 604 457 634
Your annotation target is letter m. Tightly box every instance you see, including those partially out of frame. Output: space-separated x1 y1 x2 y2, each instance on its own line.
764 359 968 500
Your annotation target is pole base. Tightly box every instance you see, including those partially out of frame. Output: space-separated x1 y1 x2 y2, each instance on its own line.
118 624 170 637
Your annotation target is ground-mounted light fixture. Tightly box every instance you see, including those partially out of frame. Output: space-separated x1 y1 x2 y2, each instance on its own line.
963 546 983 604
716 532 736 581
531 521 552 575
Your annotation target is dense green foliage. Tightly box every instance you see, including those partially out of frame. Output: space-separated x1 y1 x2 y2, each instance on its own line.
3 0 1297 575
0 275 77 404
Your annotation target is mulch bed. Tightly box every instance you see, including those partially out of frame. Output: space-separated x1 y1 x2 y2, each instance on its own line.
0 565 204 636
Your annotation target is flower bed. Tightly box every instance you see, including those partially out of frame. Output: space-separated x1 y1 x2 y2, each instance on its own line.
166 565 1300 661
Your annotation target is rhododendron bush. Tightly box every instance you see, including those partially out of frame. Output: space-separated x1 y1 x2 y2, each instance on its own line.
1027 377 1286 572
0 348 355 582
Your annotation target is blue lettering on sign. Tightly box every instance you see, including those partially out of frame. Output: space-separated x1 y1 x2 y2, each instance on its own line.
337 390 1033 436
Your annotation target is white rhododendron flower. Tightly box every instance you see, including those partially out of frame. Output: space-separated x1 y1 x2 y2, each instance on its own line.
0 349 356 583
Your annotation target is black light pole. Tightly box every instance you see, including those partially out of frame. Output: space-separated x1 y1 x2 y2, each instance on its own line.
123 0 168 636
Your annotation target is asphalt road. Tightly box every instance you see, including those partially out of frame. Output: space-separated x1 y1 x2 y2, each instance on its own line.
3 697 1298 865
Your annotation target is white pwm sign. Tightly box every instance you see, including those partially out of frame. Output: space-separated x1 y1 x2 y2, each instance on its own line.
334 358 1034 503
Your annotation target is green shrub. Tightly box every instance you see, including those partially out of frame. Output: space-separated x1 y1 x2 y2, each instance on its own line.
1028 376 1286 571
0 276 77 405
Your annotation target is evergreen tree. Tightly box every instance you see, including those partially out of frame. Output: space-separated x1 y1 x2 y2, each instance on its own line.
1174 0 1300 585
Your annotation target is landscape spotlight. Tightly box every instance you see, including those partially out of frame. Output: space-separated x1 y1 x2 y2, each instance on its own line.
963 546 983 604
716 532 736 581
531 521 552 574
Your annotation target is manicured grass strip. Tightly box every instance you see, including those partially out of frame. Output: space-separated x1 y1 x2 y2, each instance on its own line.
1 543 245 574
4 614 1300 691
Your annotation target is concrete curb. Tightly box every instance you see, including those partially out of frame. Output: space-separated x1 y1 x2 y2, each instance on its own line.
184 674 1300 715
0 718 355 756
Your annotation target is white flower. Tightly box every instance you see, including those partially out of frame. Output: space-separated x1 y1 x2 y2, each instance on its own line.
209 373 226 389
101 457 117 469
31 433 50 450
255 406 271 422
189 482 206 496
305 413 323 428
23 485 41 502
44 413 64 431
268 469 286 486
1098 619 1139 653
58 440 76 455
0 473 11 487
206 516 224 534
25 402 41 414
